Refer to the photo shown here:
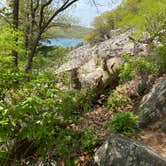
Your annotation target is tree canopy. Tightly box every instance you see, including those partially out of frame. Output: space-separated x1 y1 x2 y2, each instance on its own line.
85 0 166 43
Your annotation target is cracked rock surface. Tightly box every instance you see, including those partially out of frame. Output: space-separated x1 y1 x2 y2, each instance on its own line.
94 134 166 166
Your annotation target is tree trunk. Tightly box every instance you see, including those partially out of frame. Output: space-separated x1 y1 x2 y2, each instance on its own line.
24 13 30 52
12 0 19 67
25 49 35 73
25 32 41 72
25 42 37 72
70 68 82 90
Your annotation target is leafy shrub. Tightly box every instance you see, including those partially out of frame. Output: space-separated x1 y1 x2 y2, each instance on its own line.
0 18 99 164
34 46 70 71
107 89 131 109
110 111 138 133
1 85 77 159
154 45 166 73
81 128 98 150
145 10 166 42
119 54 158 83
0 69 98 163
119 59 133 83
76 87 95 113
0 20 25 101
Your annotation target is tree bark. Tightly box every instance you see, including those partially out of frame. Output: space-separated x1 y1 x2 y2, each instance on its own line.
12 0 19 67
25 33 41 72
25 48 36 73
70 68 82 90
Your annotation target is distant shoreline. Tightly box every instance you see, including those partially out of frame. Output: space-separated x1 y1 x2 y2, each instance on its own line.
41 37 84 47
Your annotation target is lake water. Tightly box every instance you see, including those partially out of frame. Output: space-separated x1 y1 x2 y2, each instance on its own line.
42 37 84 47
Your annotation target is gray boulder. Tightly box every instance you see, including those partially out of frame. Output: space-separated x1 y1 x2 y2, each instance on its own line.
54 29 134 90
94 134 166 166
55 29 134 75
139 76 166 127
54 28 156 90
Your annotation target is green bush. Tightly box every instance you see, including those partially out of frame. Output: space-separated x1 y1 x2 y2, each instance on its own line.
110 111 138 133
107 89 131 109
145 10 166 42
0 20 25 101
154 45 166 73
76 87 95 113
34 46 70 71
119 54 158 83
0 70 98 162
81 128 98 150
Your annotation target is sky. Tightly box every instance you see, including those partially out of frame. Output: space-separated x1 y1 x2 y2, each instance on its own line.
0 0 122 27
70 0 121 27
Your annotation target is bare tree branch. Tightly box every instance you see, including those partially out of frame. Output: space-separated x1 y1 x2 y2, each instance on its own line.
42 0 79 31
39 0 53 29
34 0 40 12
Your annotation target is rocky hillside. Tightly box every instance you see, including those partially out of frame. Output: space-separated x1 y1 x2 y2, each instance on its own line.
55 28 156 89
54 27 166 165
55 28 135 74
46 25 91 39
93 75 166 165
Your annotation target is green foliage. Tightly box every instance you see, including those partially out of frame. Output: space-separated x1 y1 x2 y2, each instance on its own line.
119 54 158 83
154 45 166 73
0 20 99 162
34 46 70 71
0 68 24 102
0 77 69 157
110 111 138 133
48 25 91 39
107 89 131 109
81 128 98 150
76 88 95 113
145 10 166 41
0 23 25 56
0 7 101 166
0 20 25 100
0 69 98 162
85 0 166 43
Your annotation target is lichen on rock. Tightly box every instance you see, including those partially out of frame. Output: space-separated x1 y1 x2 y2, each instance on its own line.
94 134 166 166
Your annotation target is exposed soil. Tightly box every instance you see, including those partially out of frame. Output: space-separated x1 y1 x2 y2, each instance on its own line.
138 119 166 160
76 90 166 164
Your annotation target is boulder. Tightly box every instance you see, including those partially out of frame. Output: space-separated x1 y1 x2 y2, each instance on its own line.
54 29 134 90
54 28 155 90
79 57 121 88
138 76 166 127
54 29 135 75
94 134 166 166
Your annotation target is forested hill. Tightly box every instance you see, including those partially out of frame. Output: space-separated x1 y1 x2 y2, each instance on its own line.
47 25 91 39
85 0 166 43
